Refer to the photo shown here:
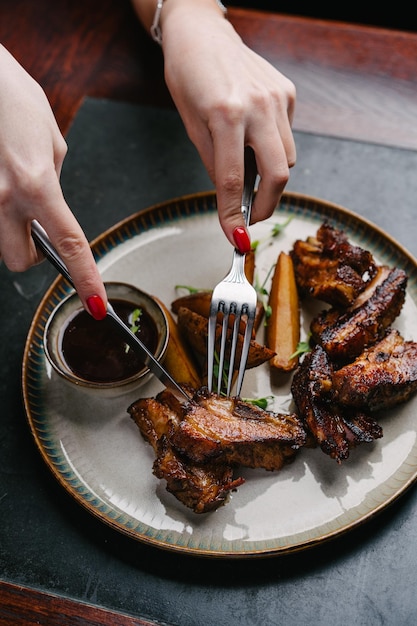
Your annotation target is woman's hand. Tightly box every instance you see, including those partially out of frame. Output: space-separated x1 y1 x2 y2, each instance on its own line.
160 1 296 252
0 45 107 318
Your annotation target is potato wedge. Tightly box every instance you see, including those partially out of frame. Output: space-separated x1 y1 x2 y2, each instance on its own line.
176 307 275 370
155 298 201 388
171 291 212 318
172 289 265 334
266 251 300 371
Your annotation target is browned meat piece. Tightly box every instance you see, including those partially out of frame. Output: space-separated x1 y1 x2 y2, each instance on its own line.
332 329 417 411
153 438 244 514
291 221 377 307
128 393 243 514
350 265 391 308
291 345 383 463
129 394 183 451
310 266 407 362
170 387 306 471
128 386 306 512
341 410 384 446
291 345 349 461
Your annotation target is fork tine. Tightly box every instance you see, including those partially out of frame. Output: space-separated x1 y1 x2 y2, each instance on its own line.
226 308 241 396
207 302 218 393
217 306 230 393
235 310 255 397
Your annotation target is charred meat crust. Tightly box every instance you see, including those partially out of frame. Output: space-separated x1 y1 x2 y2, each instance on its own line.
153 437 244 515
332 329 417 411
291 345 383 463
128 393 244 514
291 221 377 307
310 266 407 362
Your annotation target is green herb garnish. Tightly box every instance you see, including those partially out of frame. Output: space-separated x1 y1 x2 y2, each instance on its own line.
242 396 274 409
175 285 207 294
125 308 142 353
270 216 293 238
253 262 275 323
130 308 142 333
289 336 312 360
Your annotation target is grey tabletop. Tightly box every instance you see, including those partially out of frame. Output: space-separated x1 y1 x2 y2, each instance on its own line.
1 99 417 626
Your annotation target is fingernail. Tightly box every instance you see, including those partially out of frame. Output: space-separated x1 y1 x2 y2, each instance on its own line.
86 294 107 320
233 227 251 254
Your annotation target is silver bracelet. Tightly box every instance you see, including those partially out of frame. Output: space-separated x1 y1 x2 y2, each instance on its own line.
150 0 227 46
215 1 228 14
150 0 164 45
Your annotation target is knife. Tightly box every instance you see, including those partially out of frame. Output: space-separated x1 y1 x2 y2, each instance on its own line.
31 220 191 401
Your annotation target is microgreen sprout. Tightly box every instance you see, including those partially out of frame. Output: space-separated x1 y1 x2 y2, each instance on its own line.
130 308 142 333
251 216 293 252
251 218 294 324
213 351 231 392
270 216 293 238
212 351 274 409
290 336 312 360
175 285 208 294
125 308 142 353
253 262 275 323
242 396 274 409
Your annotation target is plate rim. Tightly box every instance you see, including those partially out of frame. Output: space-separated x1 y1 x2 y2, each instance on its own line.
22 190 417 559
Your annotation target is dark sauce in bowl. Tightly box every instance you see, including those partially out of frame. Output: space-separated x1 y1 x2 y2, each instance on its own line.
61 299 159 383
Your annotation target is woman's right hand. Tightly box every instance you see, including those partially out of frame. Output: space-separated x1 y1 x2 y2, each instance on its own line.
0 45 107 319
159 0 296 253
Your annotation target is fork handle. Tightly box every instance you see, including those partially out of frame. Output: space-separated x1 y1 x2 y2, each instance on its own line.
241 146 258 226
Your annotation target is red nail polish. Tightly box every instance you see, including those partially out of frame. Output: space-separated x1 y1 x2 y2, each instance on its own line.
233 227 251 254
86 294 107 320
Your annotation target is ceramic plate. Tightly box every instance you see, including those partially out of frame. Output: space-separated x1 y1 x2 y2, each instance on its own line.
22 191 417 558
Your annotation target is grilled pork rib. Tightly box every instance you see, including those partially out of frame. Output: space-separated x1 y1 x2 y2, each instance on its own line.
128 387 306 512
291 221 377 307
170 387 306 470
128 391 244 513
291 345 383 463
310 266 407 362
332 329 417 411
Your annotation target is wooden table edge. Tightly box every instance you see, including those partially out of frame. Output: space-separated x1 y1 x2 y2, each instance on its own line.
0 579 160 626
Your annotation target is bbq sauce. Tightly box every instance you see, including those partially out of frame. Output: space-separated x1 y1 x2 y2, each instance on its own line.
61 299 158 383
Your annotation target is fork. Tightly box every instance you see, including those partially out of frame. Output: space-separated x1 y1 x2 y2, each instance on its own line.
207 146 258 397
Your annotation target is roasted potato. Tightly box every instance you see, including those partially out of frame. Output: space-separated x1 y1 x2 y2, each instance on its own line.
266 251 300 371
155 298 201 388
172 289 265 334
171 291 212 318
176 307 275 370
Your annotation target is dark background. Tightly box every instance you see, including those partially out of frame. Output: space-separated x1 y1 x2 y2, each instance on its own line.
227 2 417 32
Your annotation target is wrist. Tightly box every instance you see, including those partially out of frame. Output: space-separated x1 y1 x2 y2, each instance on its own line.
151 0 227 45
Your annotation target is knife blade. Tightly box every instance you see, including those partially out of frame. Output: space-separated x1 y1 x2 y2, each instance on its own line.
31 220 191 401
